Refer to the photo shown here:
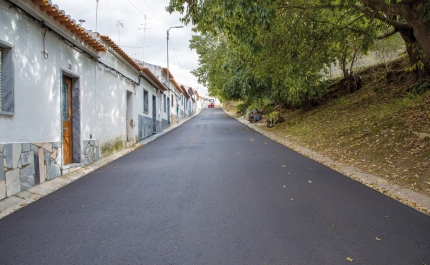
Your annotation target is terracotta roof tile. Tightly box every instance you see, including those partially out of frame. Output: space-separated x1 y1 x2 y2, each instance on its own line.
31 0 106 52
180 85 191 99
100 35 143 71
141 68 167 92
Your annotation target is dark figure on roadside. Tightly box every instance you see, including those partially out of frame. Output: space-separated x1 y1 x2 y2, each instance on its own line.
249 109 261 122
348 71 362 94
356 75 362 90
349 71 357 93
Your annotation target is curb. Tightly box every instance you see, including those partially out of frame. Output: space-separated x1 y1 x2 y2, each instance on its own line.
0 112 200 220
226 110 430 216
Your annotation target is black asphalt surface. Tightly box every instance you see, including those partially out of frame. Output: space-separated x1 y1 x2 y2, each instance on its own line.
0 108 429 264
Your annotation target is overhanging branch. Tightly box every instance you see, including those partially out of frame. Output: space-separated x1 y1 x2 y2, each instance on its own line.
352 4 411 31
377 29 399 39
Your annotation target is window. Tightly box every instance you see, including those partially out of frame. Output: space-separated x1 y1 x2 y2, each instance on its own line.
163 94 166 112
0 48 2 110
0 42 14 115
143 89 148 113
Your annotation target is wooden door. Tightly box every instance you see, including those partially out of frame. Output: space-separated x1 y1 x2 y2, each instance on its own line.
62 77 73 164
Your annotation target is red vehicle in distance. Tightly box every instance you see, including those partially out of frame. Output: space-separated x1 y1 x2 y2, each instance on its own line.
208 99 215 108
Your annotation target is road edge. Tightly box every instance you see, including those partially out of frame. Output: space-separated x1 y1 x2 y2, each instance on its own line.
225 109 430 216
0 112 200 220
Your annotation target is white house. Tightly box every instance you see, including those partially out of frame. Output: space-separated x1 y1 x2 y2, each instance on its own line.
135 61 186 125
0 0 172 199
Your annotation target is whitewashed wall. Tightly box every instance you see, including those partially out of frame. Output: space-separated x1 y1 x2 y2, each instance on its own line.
96 49 139 148
0 1 96 143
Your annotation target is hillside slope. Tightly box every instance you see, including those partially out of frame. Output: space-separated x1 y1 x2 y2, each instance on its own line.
228 58 430 197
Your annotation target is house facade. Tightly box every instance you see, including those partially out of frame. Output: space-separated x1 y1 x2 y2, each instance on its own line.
0 0 182 199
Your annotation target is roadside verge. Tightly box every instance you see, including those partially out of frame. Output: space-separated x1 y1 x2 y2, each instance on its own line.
225 109 430 216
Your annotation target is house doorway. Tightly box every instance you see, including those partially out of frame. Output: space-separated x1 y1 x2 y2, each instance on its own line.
62 77 73 164
152 95 157 133
167 97 170 125
126 91 134 142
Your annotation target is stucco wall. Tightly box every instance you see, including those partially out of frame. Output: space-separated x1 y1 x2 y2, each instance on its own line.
0 3 96 143
0 0 181 199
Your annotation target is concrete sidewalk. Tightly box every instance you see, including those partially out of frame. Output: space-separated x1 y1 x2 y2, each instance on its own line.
0 112 200 219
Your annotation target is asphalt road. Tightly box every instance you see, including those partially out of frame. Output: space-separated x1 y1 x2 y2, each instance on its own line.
0 108 429 264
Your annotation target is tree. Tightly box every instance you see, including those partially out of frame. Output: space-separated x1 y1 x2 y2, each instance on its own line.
167 0 430 106
169 0 430 74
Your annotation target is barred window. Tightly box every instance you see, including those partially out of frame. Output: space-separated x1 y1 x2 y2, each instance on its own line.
0 41 14 115
143 89 148 113
0 48 2 110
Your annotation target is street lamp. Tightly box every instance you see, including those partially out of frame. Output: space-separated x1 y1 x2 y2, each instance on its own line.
166 25 183 122
96 0 100 32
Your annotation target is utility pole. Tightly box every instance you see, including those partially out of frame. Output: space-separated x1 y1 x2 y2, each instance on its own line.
138 16 153 63
116 20 123 44
96 0 100 32
167 25 183 123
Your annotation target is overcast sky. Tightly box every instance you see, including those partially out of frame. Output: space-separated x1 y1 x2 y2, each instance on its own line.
51 0 208 96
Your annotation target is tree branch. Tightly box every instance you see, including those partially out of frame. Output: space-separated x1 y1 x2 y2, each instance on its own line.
277 4 340 11
352 4 411 30
377 29 399 39
360 0 403 14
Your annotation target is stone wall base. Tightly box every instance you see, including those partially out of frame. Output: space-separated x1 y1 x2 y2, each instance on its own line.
0 140 100 199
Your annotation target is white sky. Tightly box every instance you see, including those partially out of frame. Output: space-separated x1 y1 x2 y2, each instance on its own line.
51 0 208 96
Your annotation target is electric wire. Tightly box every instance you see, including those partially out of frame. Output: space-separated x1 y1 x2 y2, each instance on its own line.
141 0 165 30
120 39 164 49
169 39 187 82
2 0 140 86
126 0 164 31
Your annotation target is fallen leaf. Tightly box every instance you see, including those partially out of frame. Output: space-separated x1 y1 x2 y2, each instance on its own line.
346 257 353 262
332 224 334 227
376 237 381 241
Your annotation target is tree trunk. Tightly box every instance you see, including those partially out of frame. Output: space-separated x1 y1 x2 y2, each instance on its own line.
397 3 430 80
360 0 430 79
341 49 348 77
399 29 430 81
397 2 430 62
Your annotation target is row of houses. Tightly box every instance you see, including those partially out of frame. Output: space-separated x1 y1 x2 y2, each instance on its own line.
0 0 204 199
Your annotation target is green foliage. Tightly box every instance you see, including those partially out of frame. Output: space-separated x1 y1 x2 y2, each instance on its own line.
268 111 280 124
235 103 248 114
423 2 430 22
410 82 430 95
169 0 430 107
